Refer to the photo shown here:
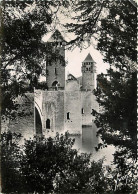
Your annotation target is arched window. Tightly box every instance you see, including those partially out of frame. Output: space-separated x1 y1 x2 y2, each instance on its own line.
55 68 57 75
81 108 84 114
52 81 58 87
46 119 50 129
67 112 70 120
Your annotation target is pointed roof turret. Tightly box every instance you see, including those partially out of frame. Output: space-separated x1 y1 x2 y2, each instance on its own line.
83 53 95 63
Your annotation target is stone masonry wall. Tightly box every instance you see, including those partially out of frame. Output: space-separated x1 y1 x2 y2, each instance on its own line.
82 72 94 91
81 91 99 126
81 91 93 126
42 90 64 136
46 46 65 89
65 91 82 134
65 80 80 91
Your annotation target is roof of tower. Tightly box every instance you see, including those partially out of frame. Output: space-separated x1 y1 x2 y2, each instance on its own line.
67 73 77 81
42 29 69 43
83 53 95 63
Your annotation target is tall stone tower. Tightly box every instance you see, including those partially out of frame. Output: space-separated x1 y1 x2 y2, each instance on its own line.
81 53 96 91
46 30 66 90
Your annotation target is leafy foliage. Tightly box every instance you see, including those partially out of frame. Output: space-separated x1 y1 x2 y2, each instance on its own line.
1 1 66 118
65 1 137 192
1 132 24 193
2 131 137 193
1 132 109 193
93 70 137 158
93 0 137 160
97 1 136 65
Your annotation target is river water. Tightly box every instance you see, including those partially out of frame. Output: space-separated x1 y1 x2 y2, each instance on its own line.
71 124 115 165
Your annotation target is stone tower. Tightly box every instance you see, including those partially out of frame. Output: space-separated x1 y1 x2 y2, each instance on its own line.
81 53 96 91
46 30 66 90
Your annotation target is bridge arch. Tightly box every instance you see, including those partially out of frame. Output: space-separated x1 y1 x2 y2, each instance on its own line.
35 106 42 135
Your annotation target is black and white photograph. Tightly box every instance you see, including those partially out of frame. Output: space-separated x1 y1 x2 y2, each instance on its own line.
1 0 137 193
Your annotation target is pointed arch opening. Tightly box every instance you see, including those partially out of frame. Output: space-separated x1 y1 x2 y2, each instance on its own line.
52 81 58 87
52 81 58 90
67 112 70 120
46 119 50 129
